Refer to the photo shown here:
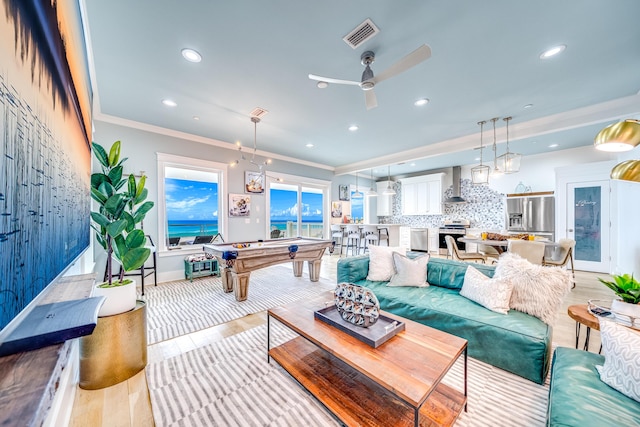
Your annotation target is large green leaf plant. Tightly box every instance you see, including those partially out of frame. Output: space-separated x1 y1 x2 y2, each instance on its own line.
598 273 640 304
90 141 154 287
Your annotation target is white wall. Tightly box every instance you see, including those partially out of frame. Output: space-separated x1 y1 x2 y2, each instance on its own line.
611 146 640 275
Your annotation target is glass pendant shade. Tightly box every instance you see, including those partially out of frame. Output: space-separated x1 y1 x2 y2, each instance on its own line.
610 159 640 182
382 165 396 195
365 169 378 196
472 120 490 185
496 116 521 174
352 172 364 199
594 119 640 152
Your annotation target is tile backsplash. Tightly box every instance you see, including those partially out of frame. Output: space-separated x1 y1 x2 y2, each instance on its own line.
378 179 506 229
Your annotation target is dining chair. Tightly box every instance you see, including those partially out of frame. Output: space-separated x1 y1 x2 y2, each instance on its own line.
507 240 546 265
445 235 486 263
478 244 500 264
344 224 362 256
361 225 380 252
330 224 345 256
543 238 576 284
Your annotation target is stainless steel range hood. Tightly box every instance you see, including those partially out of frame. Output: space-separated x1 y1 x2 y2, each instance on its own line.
444 166 466 204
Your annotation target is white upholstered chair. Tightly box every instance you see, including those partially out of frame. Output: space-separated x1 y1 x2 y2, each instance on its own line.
507 240 546 265
361 225 380 252
330 224 345 256
344 224 362 256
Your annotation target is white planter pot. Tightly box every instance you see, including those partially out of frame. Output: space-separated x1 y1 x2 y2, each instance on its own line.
611 299 640 329
93 279 137 317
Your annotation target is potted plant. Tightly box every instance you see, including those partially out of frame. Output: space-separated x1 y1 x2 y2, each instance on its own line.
90 140 154 316
598 273 640 326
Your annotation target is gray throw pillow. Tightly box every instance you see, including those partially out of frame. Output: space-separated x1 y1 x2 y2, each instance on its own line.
387 252 429 287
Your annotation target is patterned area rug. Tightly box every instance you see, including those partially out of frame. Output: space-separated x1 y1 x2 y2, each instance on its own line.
140 265 334 344
147 323 550 426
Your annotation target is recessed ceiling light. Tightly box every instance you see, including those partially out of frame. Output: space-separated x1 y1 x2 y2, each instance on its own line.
181 48 202 63
317 81 328 89
193 116 200 120
523 104 533 109
540 45 566 59
410 162 416 166
306 143 314 148
549 143 559 148
414 98 429 106
162 99 177 107
474 157 481 161
348 125 359 131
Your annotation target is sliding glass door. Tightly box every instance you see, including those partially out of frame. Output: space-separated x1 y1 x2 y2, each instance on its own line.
268 180 327 239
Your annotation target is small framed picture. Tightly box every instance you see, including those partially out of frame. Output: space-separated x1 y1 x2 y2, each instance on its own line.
331 201 342 218
339 184 349 201
245 171 264 193
229 194 251 217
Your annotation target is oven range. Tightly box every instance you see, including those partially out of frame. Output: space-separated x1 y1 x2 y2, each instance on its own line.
438 219 470 255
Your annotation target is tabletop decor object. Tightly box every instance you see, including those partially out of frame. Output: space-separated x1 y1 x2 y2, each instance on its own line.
334 282 380 327
598 273 640 328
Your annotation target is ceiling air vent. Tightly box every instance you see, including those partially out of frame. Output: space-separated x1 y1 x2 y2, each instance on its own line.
249 107 269 119
343 18 379 49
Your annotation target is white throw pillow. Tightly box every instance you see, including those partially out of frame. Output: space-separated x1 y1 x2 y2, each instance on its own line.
493 252 572 325
596 319 640 403
366 245 407 281
387 252 430 287
460 266 514 314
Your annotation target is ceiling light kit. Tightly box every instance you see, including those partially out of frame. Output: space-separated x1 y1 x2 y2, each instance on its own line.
352 171 364 199
540 44 566 59
593 119 640 152
348 125 359 131
309 44 432 110
471 120 490 185
230 112 272 171
365 169 378 197
181 48 202 63
496 116 521 174
161 99 177 107
414 98 429 107
382 165 396 196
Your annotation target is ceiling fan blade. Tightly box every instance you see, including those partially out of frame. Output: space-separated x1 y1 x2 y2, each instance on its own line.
372 44 432 84
365 89 378 110
308 74 360 86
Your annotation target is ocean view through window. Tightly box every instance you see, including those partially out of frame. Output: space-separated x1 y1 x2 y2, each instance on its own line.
270 183 324 238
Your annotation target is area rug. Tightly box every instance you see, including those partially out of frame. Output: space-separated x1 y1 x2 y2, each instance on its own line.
141 265 334 344
147 323 550 426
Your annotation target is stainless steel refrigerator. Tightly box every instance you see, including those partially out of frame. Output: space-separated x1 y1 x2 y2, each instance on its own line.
506 195 555 240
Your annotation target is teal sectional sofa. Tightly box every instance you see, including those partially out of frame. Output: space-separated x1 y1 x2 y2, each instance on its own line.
547 347 640 426
337 255 552 384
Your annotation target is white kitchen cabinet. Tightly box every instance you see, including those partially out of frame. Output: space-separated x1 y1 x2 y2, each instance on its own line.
399 226 411 250
376 181 392 216
400 173 444 215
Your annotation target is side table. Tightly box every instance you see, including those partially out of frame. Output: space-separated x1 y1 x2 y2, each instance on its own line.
567 304 601 353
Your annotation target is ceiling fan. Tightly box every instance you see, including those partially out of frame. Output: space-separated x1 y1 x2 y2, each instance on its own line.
308 44 432 110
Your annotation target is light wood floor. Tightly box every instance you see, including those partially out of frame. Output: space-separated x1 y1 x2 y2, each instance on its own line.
69 253 616 427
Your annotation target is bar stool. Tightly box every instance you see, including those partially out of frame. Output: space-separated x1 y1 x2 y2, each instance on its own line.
344 224 362 256
378 227 390 246
330 224 345 256
362 225 380 253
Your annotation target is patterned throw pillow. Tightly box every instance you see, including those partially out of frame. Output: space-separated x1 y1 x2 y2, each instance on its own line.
493 252 572 325
460 266 514 314
596 319 640 403
366 245 407 281
387 252 430 287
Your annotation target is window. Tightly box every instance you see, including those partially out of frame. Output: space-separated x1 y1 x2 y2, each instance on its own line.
267 173 329 239
157 153 226 252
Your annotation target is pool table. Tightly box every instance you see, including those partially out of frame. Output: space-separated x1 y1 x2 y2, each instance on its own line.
203 237 334 301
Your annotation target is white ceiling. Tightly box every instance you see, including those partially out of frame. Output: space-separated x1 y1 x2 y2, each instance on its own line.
82 0 640 178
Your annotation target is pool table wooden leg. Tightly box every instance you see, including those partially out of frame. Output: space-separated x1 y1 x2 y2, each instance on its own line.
308 259 322 282
221 268 234 293
293 260 304 277
233 271 251 301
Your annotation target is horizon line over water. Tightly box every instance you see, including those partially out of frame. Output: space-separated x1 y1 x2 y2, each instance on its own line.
168 219 323 238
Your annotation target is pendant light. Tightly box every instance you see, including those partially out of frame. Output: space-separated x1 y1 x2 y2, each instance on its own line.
365 169 378 196
490 117 503 177
230 115 272 170
352 171 364 199
382 165 396 196
610 159 640 182
496 116 521 174
471 120 490 184
594 119 640 152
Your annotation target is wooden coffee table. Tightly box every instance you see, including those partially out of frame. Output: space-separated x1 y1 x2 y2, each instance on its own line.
267 292 468 427
567 304 602 352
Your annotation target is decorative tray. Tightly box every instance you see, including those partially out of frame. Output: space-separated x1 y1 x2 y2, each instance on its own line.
314 305 405 348
588 299 640 329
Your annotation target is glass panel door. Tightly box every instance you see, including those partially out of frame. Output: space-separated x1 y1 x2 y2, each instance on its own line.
269 183 297 238
567 181 610 272
301 187 324 238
